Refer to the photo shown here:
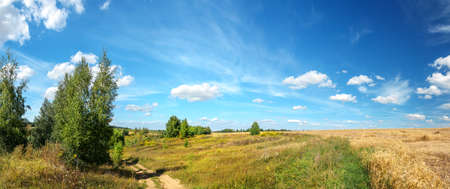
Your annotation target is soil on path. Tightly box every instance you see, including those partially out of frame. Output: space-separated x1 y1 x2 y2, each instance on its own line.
129 163 185 189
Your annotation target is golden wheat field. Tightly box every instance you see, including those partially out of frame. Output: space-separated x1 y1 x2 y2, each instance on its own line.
300 127 450 188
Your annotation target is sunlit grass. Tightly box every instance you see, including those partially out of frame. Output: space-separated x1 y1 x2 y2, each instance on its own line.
125 132 370 188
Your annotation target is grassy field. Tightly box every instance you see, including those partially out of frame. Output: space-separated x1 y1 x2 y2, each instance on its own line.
0 144 144 189
125 132 371 188
301 128 449 188
125 128 449 189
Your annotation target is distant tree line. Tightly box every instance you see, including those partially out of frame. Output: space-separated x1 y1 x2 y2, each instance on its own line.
0 51 124 169
164 115 211 138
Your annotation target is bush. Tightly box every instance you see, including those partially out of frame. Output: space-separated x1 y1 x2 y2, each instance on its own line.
111 142 123 168
249 122 260 135
189 126 212 135
165 116 181 137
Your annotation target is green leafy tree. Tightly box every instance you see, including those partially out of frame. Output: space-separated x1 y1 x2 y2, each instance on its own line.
111 141 123 168
0 52 28 152
30 98 55 148
53 51 117 167
165 116 180 137
249 121 260 135
87 51 116 165
179 119 190 138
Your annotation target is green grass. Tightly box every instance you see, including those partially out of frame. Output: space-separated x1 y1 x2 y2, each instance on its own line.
125 132 370 188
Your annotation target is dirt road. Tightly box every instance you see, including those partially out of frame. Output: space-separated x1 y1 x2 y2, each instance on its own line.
130 163 185 189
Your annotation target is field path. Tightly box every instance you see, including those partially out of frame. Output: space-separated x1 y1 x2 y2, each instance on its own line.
130 163 185 189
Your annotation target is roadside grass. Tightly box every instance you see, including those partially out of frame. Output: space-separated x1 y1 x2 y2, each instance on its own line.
0 144 144 189
125 132 370 188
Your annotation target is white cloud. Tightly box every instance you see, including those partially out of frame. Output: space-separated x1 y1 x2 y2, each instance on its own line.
117 75 134 87
287 119 308 126
375 75 385 80
17 65 34 80
431 55 450 69
426 119 433 123
200 117 219 122
292 105 307 110
59 0 84 14
371 77 412 105
1 0 82 45
283 70 335 89
342 70 348 74
125 103 158 116
358 86 367 93
416 85 442 99
47 62 75 80
406 113 426 121
171 83 221 102
44 86 57 100
100 0 111 10
438 103 450 110
0 3 30 46
329 93 357 103
347 75 373 85
427 72 450 91
441 115 450 121
70 51 98 64
428 25 450 34
252 98 264 103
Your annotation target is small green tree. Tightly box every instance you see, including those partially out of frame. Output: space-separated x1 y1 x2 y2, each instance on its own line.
111 141 123 168
179 119 189 138
0 52 28 152
30 98 55 148
249 121 260 135
165 116 180 137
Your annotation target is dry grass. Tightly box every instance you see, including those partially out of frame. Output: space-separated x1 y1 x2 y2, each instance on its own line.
300 128 450 188
0 144 144 189
125 132 371 188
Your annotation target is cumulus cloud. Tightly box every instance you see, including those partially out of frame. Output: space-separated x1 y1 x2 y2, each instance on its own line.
17 65 34 80
375 75 385 80
416 85 442 99
0 3 30 46
427 72 450 92
125 103 158 116
431 55 450 69
283 70 335 89
329 93 357 103
439 103 450 110
371 77 412 105
405 113 426 121
441 115 450 121
100 0 111 10
0 0 85 46
171 83 221 102
70 51 98 64
292 105 307 110
44 86 58 100
47 62 75 80
288 119 308 126
347 75 373 85
252 98 264 103
117 75 134 87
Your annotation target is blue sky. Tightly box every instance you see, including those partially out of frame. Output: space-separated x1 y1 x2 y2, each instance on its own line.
1 0 449 130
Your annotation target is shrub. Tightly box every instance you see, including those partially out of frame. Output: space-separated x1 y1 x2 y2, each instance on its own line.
111 142 123 168
165 116 181 137
249 122 260 135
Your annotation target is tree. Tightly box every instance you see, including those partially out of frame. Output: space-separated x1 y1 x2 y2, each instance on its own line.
179 119 189 138
165 116 180 137
249 121 260 135
30 98 55 148
53 51 117 167
0 52 28 152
